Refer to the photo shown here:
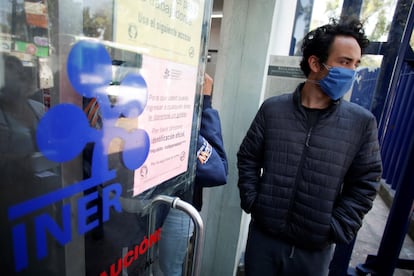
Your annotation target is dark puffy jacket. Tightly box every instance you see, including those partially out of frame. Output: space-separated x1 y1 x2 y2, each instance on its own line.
237 84 382 250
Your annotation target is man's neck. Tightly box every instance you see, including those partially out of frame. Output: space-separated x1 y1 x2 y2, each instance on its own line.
301 82 331 109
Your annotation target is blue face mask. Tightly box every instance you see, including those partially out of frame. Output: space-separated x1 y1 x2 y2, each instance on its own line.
318 65 356 100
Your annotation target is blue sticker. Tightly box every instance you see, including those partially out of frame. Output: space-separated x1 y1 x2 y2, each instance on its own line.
38 40 150 168
36 104 91 162
122 128 150 169
12 40 152 272
116 73 148 117
67 40 112 98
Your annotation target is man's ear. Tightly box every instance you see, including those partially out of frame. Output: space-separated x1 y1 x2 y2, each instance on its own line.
308 55 321 73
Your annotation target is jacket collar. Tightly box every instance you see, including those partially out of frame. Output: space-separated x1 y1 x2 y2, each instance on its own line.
293 83 340 119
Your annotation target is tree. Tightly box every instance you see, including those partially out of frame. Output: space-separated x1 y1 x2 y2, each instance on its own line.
314 0 395 42
83 3 113 40
360 0 394 41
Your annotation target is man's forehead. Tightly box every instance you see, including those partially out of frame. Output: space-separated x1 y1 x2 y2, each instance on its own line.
329 36 362 58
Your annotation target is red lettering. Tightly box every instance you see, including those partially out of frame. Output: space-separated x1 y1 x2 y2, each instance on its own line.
134 244 139 260
100 227 163 275
110 258 122 276
139 236 149 255
123 249 134 268
150 229 158 247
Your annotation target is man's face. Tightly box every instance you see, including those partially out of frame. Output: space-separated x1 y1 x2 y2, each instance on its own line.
325 35 362 71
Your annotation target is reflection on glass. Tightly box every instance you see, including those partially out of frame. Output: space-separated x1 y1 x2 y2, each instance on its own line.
291 0 344 55
0 53 61 275
1 0 208 274
349 55 383 109
292 0 398 55
361 0 397 42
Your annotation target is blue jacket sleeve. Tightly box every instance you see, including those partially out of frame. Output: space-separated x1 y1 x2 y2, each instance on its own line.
195 95 228 187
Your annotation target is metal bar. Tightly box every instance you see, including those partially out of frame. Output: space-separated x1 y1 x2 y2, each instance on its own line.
372 0 414 129
356 136 414 275
172 197 205 276
329 238 356 276
340 0 363 19
148 195 205 276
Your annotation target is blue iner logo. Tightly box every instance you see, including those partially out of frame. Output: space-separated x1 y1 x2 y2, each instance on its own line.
7 40 150 272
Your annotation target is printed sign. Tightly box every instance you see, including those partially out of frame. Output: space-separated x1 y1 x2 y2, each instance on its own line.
114 0 205 66
134 55 197 195
113 0 205 194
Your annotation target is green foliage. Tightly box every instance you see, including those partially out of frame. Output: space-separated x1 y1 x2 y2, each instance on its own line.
325 0 340 19
321 0 396 42
360 0 394 41
83 7 113 40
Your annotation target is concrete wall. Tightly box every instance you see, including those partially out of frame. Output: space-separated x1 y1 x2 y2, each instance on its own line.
199 0 298 275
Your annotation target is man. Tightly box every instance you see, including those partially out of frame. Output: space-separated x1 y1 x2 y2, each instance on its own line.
237 17 382 276
0 53 49 274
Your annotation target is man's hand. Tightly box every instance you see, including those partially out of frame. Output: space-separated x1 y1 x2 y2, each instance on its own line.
203 73 213 96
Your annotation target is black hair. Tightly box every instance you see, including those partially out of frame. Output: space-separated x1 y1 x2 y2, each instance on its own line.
299 17 370 77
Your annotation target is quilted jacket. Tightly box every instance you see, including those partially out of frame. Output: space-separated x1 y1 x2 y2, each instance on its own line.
237 83 383 250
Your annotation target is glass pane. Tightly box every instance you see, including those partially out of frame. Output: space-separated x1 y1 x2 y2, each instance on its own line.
291 0 344 55
349 54 383 109
361 0 397 42
310 0 344 29
292 0 398 55
1 0 208 274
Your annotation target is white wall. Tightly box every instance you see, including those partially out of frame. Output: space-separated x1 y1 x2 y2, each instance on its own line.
200 0 300 275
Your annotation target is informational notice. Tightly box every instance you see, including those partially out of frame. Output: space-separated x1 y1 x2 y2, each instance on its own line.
113 0 205 195
133 55 197 195
114 0 204 66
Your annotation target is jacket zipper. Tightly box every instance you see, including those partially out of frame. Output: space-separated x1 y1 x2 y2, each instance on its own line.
305 127 313 147
285 123 314 230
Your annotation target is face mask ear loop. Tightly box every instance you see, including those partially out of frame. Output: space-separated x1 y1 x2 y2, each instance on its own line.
322 63 332 71
309 63 328 84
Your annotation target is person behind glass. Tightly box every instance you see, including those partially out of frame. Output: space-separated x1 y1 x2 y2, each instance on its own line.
157 73 228 276
237 17 383 276
0 53 46 274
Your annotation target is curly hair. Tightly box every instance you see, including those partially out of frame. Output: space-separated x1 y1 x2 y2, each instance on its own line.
299 17 370 77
